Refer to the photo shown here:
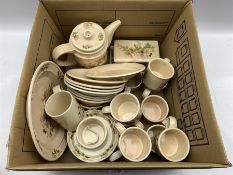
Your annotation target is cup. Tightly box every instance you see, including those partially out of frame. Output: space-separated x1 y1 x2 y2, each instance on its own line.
109 123 152 162
45 85 84 131
148 119 190 162
76 116 107 149
124 73 143 92
142 58 175 98
147 116 177 153
141 95 169 123
102 93 144 128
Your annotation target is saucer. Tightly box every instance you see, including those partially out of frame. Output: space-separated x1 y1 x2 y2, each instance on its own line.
67 69 127 85
86 63 145 80
26 61 67 161
65 74 125 90
64 77 124 93
65 80 123 97
67 110 119 162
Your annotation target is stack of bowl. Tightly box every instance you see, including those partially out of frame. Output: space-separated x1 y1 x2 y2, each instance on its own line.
64 69 126 109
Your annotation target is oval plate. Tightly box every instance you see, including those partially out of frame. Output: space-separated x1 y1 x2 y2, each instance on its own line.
26 61 67 161
86 63 145 80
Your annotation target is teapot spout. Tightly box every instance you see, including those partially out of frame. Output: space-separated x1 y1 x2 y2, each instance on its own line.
104 20 121 47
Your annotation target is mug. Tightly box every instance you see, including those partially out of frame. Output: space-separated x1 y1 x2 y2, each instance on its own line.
109 123 151 162
124 73 143 93
45 85 84 131
102 93 144 128
142 58 175 98
148 118 190 162
141 95 169 123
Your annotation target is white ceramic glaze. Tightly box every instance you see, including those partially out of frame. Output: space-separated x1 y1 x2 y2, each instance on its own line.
52 20 121 68
142 58 175 97
67 69 127 85
86 63 145 80
114 40 160 63
141 95 169 123
26 61 67 161
109 123 151 162
67 110 119 162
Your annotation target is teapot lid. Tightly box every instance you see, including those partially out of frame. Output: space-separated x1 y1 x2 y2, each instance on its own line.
70 22 105 52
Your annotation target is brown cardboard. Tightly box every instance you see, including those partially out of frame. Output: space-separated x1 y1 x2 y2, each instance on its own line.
6 0 231 170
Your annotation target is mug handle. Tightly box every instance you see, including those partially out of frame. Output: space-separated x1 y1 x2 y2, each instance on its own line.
52 85 62 93
164 58 171 62
115 122 126 134
134 121 144 129
162 116 177 128
102 106 111 114
124 87 132 93
52 43 77 66
142 88 151 98
109 150 122 162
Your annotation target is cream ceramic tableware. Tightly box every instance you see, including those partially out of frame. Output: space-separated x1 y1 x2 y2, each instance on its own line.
161 116 177 128
65 74 125 90
26 61 67 161
71 92 111 107
102 93 143 128
76 116 107 149
109 123 151 162
64 77 124 93
67 110 119 162
114 40 160 63
142 58 175 98
86 63 145 81
80 104 104 110
149 127 190 162
67 87 113 101
124 73 143 92
45 85 84 131
141 95 169 123
147 116 177 153
65 80 123 97
52 20 121 68
147 124 166 153
67 69 127 85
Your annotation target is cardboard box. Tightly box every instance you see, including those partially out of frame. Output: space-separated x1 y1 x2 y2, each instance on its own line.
6 0 231 170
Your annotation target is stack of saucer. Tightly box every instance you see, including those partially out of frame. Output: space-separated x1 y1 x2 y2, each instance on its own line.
64 69 126 108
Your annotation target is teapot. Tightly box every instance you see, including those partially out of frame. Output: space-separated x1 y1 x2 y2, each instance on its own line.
52 20 121 68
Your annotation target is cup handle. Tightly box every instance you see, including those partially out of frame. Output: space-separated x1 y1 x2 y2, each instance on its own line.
52 85 62 93
164 58 171 62
124 87 131 93
109 150 122 162
134 121 144 129
142 88 151 98
148 130 155 139
162 116 177 128
102 106 111 114
114 122 126 134
52 43 77 66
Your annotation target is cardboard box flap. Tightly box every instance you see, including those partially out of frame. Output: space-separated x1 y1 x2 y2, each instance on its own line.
6 2 64 168
161 2 230 165
40 0 190 41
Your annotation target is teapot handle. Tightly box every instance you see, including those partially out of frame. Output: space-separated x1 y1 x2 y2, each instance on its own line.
52 43 76 66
